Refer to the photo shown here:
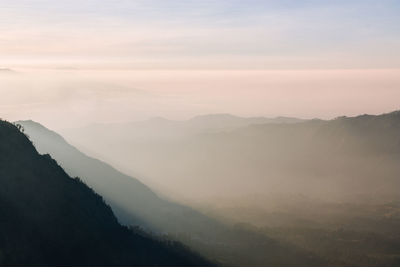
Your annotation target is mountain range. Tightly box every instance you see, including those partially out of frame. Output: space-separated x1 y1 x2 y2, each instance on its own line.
61 111 400 201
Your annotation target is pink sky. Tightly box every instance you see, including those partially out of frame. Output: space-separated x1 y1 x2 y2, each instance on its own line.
1 68 399 128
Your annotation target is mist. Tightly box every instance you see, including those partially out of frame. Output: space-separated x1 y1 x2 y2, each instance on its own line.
2 0 400 265
59 111 400 201
17 108 400 267
2 68 400 129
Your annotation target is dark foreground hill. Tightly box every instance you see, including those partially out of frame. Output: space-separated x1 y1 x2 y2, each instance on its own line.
0 120 212 267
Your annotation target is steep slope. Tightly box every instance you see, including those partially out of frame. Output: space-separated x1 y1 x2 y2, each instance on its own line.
18 120 218 234
17 120 327 267
0 120 212 267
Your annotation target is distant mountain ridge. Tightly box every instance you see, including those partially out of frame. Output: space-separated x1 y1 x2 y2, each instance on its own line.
186 113 304 128
60 110 400 201
79 113 304 132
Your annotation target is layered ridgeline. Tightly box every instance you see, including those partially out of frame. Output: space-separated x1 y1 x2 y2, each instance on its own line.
17 120 326 267
60 114 305 198
0 120 212 267
61 111 400 201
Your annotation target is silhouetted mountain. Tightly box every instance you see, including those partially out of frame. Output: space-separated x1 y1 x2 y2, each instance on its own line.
18 120 326 267
0 120 212 267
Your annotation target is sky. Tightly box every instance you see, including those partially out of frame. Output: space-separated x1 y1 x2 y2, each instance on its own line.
1 69 400 128
1 0 400 69
0 1 400 128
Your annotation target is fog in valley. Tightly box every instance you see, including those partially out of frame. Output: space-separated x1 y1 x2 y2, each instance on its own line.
2 68 400 266
2 1 400 265
61 112 400 203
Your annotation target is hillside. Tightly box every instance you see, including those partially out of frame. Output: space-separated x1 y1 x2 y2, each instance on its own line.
0 120 212 267
18 120 327 267
17 120 220 234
